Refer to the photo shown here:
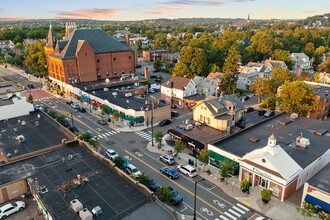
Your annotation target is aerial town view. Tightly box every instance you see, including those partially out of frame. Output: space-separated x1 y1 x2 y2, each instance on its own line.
0 1 329 220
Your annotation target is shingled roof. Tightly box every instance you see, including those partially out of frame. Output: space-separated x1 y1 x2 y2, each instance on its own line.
162 76 192 90
52 28 132 59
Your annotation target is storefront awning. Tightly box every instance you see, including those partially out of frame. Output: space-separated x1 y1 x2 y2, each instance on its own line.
81 94 91 102
305 194 330 213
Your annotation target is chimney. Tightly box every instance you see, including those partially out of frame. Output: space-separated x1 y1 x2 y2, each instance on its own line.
125 34 130 46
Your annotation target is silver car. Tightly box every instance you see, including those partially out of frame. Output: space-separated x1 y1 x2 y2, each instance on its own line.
159 155 175 165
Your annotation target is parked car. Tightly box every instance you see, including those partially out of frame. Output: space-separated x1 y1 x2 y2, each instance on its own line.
27 84 34 89
160 166 180 179
0 201 26 219
258 109 267 116
150 75 157 79
78 107 86 113
155 78 162 83
105 149 119 160
168 186 183 205
159 119 171 126
148 88 156 93
264 110 275 118
171 110 179 117
97 119 107 125
244 106 254 113
66 101 74 105
71 102 80 109
148 178 161 192
34 104 43 110
159 155 175 165
125 164 142 179
69 126 79 133
242 96 249 101
177 164 197 177
63 118 72 127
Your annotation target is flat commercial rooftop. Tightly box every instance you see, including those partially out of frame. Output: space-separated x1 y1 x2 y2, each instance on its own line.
0 111 72 158
308 163 330 194
0 142 151 220
211 113 330 168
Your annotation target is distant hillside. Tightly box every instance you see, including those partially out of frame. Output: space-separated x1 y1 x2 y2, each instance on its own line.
304 13 330 27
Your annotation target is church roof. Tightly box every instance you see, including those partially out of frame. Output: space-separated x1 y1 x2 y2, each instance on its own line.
51 28 132 59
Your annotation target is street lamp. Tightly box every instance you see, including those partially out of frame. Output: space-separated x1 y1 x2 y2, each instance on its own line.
194 178 205 220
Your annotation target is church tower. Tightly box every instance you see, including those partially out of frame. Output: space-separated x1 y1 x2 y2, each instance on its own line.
65 22 77 37
268 132 276 148
45 23 57 56
246 14 251 25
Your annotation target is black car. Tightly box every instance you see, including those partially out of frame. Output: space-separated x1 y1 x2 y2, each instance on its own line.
66 101 74 105
78 107 86 113
242 96 249 101
27 84 35 89
155 78 162 83
171 111 179 117
97 119 107 125
150 75 157 79
258 109 267 116
159 119 171 126
244 107 254 113
69 126 79 133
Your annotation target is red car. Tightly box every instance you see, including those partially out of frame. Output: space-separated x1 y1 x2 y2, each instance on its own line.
171 104 177 109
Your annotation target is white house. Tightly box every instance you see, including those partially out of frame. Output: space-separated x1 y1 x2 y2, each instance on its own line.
193 76 216 97
0 40 15 51
291 53 313 74
161 76 197 106
236 66 259 90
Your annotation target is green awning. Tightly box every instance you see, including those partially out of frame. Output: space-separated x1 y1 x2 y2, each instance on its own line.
208 150 239 169
125 116 145 123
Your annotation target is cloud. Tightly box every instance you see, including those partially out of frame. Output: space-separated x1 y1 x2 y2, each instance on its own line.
144 6 182 15
56 9 121 19
0 17 26 21
160 0 224 6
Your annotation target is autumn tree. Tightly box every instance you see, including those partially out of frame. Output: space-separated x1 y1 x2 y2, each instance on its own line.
249 78 270 103
172 62 190 77
153 33 167 49
221 45 240 94
271 49 294 69
269 66 293 84
23 41 47 76
278 81 319 116
317 56 330 73
173 139 185 156
303 42 315 58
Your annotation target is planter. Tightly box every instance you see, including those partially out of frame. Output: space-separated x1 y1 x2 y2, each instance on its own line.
262 198 269 204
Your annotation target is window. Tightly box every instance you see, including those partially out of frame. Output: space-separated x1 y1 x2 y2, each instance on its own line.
259 177 268 188
97 59 100 62
129 56 131 59
113 58 116 61
271 186 279 196
85 52 87 56
207 117 211 124
200 115 203 122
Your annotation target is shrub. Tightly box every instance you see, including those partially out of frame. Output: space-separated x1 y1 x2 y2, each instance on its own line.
156 186 172 204
48 111 57 119
139 172 151 187
240 179 250 193
114 156 126 169
261 189 271 203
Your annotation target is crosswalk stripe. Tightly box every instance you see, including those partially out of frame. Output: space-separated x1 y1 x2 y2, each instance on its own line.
228 209 241 217
98 135 103 138
109 131 116 135
236 203 249 212
219 216 230 220
232 206 245 214
101 134 107 137
224 212 237 220
105 133 110 136
112 130 118 134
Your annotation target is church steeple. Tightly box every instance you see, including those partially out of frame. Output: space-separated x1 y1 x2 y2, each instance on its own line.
247 14 251 25
45 22 57 50
268 132 276 148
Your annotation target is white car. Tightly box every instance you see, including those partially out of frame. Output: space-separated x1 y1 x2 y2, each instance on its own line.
0 201 26 219
125 164 142 178
34 104 43 110
177 164 197 177
71 103 80 109
106 149 119 160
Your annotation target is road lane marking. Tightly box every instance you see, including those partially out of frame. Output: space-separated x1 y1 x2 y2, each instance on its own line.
182 202 208 220
224 212 237 220
125 150 224 215
228 209 241 217
236 203 249 211
232 206 245 214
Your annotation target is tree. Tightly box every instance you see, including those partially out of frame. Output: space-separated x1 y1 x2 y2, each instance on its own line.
221 45 240 94
112 111 120 124
317 56 330 73
271 49 294 69
261 189 272 204
27 94 34 103
48 111 57 119
173 139 184 157
153 33 167 49
219 159 235 182
139 172 151 188
172 62 190 77
134 39 142 50
269 66 293 84
78 132 93 141
23 41 47 76
303 42 315 58
56 115 66 125
250 78 271 104
156 186 172 204
278 81 319 116
198 149 210 172
88 139 101 152
169 38 182 52
313 46 326 67
155 131 164 148
153 59 162 72
114 156 126 169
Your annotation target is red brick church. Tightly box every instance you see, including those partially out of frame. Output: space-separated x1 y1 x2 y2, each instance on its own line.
45 23 135 84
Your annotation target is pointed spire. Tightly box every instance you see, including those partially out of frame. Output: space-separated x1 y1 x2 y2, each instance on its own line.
45 22 57 49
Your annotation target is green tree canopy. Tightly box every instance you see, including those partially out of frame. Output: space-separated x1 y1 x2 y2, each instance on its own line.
271 49 294 69
249 78 271 103
303 42 315 58
269 66 293 84
198 149 210 171
153 59 162 71
173 139 185 155
221 44 240 94
278 81 319 116
23 41 47 76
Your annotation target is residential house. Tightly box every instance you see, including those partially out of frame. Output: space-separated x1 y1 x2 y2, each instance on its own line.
192 94 244 133
304 81 330 120
193 76 216 97
208 113 330 202
291 53 313 74
161 76 197 107
236 66 258 91
319 72 330 84
207 72 223 94
0 40 15 52
143 49 169 61
258 59 287 79
45 23 135 85
301 163 330 214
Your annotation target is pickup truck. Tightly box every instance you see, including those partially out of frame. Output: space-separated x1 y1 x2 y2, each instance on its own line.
160 166 179 179
168 186 183 205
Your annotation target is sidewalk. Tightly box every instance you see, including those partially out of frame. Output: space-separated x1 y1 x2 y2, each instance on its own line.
147 135 317 220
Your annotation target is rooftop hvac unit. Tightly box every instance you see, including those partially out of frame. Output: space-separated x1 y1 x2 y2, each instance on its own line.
79 208 93 220
296 137 310 148
103 88 109 92
16 135 25 143
70 199 83 212
92 206 102 216
21 121 26 126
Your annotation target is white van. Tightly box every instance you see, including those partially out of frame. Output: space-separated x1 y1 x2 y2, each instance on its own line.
124 93 132 97
177 164 197 177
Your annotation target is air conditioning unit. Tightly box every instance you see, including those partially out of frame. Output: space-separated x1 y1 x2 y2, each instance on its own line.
296 137 310 148
79 208 93 220
70 199 83 212
16 135 25 143
103 88 109 92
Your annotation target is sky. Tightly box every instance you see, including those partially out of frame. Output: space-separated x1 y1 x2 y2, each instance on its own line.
0 0 329 21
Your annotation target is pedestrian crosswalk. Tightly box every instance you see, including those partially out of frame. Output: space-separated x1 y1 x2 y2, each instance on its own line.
93 130 120 140
218 203 249 220
34 96 54 101
135 131 152 141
